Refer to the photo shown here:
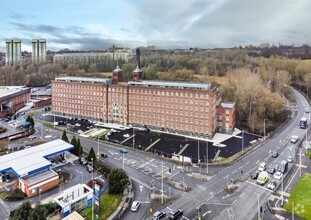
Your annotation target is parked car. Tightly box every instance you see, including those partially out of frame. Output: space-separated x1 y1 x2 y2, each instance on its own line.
123 134 130 138
274 171 283 180
49 159 56 166
267 166 275 174
86 165 94 173
28 135 36 141
287 156 293 163
271 150 278 158
267 179 276 190
153 210 166 220
169 209 183 220
131 201 140 212
251 171 259 179
59 157 66 163
101 153 108 158
119 148 127 154
75 123 81 127
79 157 88 165
3 174 12 183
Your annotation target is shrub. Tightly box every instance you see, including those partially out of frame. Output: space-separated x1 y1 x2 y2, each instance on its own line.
6 189 25 201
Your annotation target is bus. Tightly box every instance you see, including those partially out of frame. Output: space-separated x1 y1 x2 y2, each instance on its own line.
300 117 308 129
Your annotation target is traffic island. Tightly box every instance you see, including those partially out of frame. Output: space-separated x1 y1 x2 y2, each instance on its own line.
149 191 173 216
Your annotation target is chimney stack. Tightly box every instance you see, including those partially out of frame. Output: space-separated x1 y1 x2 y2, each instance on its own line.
136 48 140 69
112 66 123 83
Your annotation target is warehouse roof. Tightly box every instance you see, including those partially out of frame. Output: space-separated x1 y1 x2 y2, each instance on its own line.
0 139 74 178
55 76 114 84
128 80 212 90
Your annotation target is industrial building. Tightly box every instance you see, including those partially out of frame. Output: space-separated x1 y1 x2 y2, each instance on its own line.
0 139 74 196
0 86 31 118
32 39 46 64
5 39 21 66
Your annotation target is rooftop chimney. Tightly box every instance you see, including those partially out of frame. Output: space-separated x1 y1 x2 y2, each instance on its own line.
136 48 140 69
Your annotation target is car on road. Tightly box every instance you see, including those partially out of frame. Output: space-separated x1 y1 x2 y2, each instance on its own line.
75 123 81 127
274 164 279 171
101 153 108 158
271 150 278 158
290 135 299 143
153 210 166 220
28 135 36 141
169 209 183 220
267 179 276 190
123 134 130 138
119 148 127 153
79 157 88 165
274 171 283 180
305 108 310 113
131 201 140 212
21 112 25 115
251 171 259 179
258 162 266 172
257 171 269 185
267 166 275 174
86 165 94 173
287 156 293 163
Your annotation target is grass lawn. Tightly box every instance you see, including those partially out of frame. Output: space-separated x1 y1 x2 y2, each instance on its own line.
306 149 311 160
81 193 121 220
284 173 311 219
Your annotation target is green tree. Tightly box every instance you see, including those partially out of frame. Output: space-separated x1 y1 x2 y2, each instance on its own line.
107 168 129 194
10 201 32 220
70 135 77 155
61 130 69 143
76 138 83 156
87 147 96 162
25 116 34 127
27 203 48 220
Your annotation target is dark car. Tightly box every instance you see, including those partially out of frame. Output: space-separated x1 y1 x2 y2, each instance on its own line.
271 150 278 158
169 209 183 220
59 158 66 163
251 171 259 179
101 153 108 158
153 210 166 220
267 167 275 174
3 174 12 183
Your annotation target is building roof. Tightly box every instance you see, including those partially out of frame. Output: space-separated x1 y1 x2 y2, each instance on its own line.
0 139 74 178
221 102 235 109
22 169 58 185
113 66 123 72
128 80 212 90
61 211 85 220
0 86 29 99
55 77 114 85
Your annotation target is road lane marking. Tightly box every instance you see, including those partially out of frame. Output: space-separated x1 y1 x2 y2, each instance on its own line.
129 176 151 189
245 181 271 192
231 170 237 174
196 184 206 190
217 189 224 194
203 210 212 217
239 192 245 198
232 199 238 204
245 161 250 165
238 165 244 169
224 175 229 179
221 207 228 214
222 194 229 199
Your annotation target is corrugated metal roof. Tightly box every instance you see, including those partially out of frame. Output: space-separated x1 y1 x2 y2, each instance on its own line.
0 139 73 177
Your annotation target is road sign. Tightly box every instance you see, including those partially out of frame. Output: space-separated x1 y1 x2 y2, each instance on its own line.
139 185 143 192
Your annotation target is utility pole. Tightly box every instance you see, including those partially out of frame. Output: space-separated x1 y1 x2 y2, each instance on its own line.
242 130 244 155
206 141 208 175
91 158 94 220
256 194 260 220
161 161 164 205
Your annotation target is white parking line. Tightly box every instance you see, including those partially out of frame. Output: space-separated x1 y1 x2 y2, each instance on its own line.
238 165 244 169
231 170 237 174
217 189 224 194
245 161 250 165
239 192 245 198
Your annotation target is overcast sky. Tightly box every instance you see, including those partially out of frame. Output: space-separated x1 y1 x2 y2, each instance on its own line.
1 0 311 51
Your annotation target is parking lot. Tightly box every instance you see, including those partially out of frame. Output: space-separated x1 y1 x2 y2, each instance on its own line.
39 113 261 163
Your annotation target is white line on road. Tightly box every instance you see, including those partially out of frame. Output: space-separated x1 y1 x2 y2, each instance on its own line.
239 192 245 198
245 161 250 165
238 165 244 169
196 184 206 190
231 170 237 174
223 175 229 179
217 189 224 194
245 180 271 192
220 207 228 214
232 199 238 205
0 198 10 214
222 194 229 199
203 210 212 217
130 176 151 189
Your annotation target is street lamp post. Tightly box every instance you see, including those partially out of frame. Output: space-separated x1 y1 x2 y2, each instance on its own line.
206 141 208 175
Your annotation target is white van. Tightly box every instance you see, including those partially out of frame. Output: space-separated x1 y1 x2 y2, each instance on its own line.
258 162 266 172
290 135 298 143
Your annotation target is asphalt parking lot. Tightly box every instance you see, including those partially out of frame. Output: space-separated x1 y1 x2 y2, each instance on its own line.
39 112 261 164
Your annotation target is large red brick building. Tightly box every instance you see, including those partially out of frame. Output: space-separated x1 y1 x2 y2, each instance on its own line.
52 69 235 138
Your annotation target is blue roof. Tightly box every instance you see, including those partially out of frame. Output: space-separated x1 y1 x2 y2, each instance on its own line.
21 121 31 126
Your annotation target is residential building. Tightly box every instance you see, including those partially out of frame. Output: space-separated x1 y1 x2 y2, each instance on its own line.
32 39 46 64
52 71 235 138
5 39 21 66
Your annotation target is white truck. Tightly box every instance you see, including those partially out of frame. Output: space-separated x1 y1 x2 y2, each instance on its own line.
290 135 298 143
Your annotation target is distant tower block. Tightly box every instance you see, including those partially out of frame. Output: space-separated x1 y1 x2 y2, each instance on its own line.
132 66 143 81
5 39 21 66
112 66 123 82
32 39 46 64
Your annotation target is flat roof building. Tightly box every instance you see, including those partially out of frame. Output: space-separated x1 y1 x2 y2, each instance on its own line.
52 73 235 138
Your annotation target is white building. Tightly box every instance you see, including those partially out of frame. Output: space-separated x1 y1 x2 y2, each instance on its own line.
32 39 46 64
54 184 93 218
5 39 21 66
